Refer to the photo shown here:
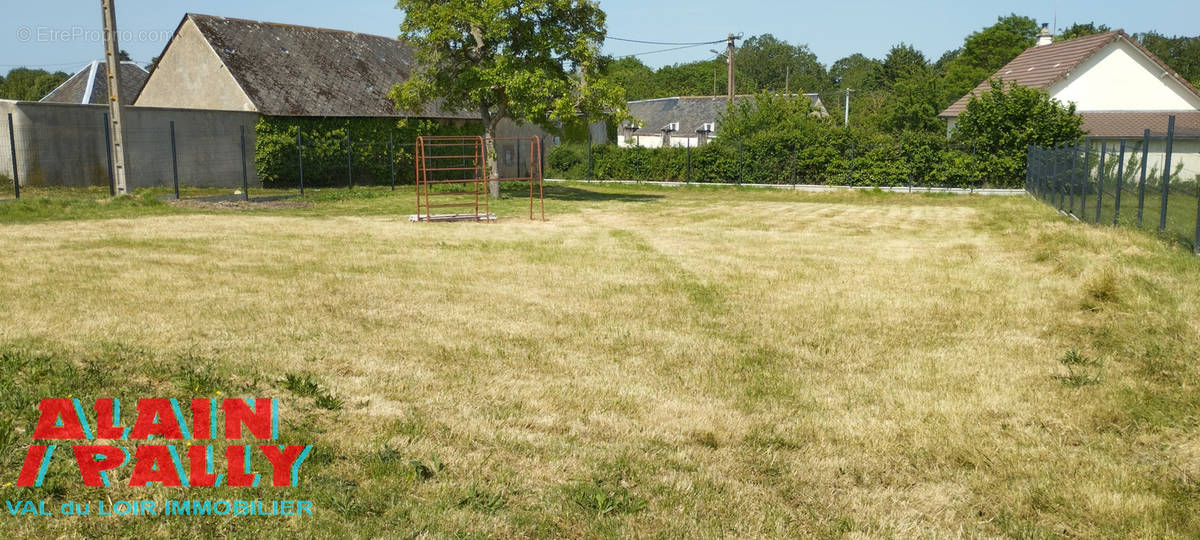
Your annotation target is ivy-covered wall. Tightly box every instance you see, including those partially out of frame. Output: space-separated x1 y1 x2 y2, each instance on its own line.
255 116 482 188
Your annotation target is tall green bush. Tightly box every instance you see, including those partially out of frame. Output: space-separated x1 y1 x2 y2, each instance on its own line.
255 117 480 188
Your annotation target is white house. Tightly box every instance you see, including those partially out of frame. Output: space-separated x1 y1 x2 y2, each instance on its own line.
619 94 827 149
940 26 1200 182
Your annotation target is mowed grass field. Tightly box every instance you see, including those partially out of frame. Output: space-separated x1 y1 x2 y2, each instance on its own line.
0 183 1198 537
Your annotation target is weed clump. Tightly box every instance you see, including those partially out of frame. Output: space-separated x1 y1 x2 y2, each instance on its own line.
1055 349 1103 387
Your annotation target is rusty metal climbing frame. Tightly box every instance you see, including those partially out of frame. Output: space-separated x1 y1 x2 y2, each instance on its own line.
413 135 544 222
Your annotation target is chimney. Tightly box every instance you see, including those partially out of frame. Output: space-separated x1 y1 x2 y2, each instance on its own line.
1036 23 1053 47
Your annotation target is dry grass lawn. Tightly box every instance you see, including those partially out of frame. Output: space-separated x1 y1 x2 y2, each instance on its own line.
0 184 1197 537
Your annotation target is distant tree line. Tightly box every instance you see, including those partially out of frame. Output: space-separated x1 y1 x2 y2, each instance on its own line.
0 68 70 102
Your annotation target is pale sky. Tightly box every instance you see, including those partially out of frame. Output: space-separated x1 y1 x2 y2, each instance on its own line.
2 1 1197 74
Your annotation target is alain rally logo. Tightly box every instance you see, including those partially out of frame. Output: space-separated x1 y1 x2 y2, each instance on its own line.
16 398 312 488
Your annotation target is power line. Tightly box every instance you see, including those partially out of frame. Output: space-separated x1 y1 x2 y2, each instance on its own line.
1 60 95 68
618 43 717 59
607 36 727 46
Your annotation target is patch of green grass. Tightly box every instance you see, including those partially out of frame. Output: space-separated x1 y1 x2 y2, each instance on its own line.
1055 349 1104 387
0 192 178 224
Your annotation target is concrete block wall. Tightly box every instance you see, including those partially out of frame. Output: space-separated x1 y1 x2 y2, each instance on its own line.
0 99 261 189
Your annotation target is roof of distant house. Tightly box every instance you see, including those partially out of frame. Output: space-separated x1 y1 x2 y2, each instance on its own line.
623 94 828 137
40 61 148 106
940 31 1200 118
171 13 472 118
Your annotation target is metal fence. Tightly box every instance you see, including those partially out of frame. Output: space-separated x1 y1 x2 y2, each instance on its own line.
265 130 545 193
0 111 547 202
1026 116 1200 254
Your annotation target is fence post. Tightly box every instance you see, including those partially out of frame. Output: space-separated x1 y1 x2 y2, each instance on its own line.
1070 143 1080 214
1114 140 1126 226
103 112 115 197
1194 169 1200 255
1159 115 1175 232
7 113 19 200
170 120 180 199
1137 129 1150 226
1085 141 1096 219
240 125 249 201
1053 144 1063 210
586 126 593 181
1039 147 1047 199
389 132 396 191
1032 147 1040 198
346 129 353 190
1072 142 1082 217
1094 141 1106 223
297 129 304 196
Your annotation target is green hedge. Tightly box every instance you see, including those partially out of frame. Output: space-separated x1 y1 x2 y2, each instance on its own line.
255 116 481 188
548 130 999 188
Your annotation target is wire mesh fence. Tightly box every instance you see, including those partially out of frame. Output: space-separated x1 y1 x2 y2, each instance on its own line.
1027 116 1200 254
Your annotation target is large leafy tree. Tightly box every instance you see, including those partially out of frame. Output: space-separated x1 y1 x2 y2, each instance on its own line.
717 92 823 142
830 53 882 92
391 0 626 195
941 14 1039 106
653 59 732 98
602 56 657 101
953 80 1083 183
1136 31 1200 86
1059 22 1112 41
878 71 944 134
736 34 830 94
872 43 928 89
0 68 70 101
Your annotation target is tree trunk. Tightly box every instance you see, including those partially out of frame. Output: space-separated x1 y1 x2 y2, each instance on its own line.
482 108 501 198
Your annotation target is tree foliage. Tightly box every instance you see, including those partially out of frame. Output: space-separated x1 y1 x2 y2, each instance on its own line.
0 68 70 101
716 93 822 142
736 34 830 93
829 53 882 92
953 80 1084 183
941 14 1039 105
390 0 626 145
1059 22 1112 41
1136 31 1200 86
872 43 928 89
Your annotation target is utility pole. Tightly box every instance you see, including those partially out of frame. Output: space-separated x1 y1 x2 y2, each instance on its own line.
843 88 854 128
725 34 741 103
101 0 130 194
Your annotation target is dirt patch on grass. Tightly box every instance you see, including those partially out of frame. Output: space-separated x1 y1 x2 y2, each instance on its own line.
168 198 313 210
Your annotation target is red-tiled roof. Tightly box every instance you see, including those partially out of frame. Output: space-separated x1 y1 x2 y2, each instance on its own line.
940 30 1200 118
1081 111 1200 139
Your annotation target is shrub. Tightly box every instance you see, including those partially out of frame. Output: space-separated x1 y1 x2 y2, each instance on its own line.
547 127 1006 188
255 116 480 188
